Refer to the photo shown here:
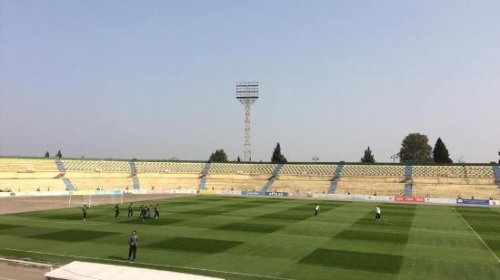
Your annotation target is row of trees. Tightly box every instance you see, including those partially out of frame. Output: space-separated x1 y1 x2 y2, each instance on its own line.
361 133 453 164
209 143 288 163
211 133 456 164
52 133 494 164
44 150 63 159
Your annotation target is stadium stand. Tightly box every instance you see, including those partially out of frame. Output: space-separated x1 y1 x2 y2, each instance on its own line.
261 164 283 192
280 164 335 175
62 160 131 172
0 158 59 174
0 158 498 199
412 165 498 199
0 159 64 191
138 174 201 190
341 164 406 177
204 163 276 192
135 162 205 173
68 177 133 191
0 179 67 192
208 163 276 174
333 165 406 196
271 164 335 194
60 160 133 191
135 162 205 190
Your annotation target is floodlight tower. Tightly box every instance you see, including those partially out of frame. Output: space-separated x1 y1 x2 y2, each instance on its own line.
236 81 259 162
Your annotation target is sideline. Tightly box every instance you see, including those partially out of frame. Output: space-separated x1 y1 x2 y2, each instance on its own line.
452 207 500 264
0 248 296 280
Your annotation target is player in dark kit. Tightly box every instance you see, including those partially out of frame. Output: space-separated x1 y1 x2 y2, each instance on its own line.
114 204 120 218
139 204 144 219
128 230 138 261
82 204 88 221
127 202 133 218
153 203 160 219
140 205 147 221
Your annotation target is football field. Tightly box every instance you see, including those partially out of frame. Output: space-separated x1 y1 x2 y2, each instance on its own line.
0 196 499 279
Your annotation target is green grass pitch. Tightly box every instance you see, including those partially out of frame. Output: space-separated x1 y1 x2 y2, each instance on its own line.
1 196 499 279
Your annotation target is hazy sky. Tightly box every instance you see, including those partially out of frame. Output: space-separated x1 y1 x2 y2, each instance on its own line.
1 0 499 163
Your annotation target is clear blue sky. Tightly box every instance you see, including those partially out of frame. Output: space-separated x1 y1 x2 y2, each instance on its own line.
1 0 499 162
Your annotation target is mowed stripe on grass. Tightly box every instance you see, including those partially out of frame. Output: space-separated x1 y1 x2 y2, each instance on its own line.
0 196 499 280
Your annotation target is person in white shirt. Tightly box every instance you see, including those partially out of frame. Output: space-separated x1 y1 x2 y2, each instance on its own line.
314 204 320 216
375 205 381 221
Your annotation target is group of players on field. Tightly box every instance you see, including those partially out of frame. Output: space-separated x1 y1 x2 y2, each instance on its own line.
81 201 382 261
81 202 160 221
82 202 382 221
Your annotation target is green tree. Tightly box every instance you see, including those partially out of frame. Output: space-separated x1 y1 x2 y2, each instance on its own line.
44 151 50 158
56 150 62 159
209 149 228 162
399 133 432 164
433 137 453 163
236 156 241 162
271 142 287 163
361 146 375 163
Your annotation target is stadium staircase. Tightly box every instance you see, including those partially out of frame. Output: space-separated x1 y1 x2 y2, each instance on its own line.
328 164 344 194
404 163 412 181
261 164 283 192
55 159 66 172
198 161 212 190
404 184 413 196
404 163 413 196
129 161 138 175
493 165 500 189
132 176 141 190
62 178 76 191
129 161 141 190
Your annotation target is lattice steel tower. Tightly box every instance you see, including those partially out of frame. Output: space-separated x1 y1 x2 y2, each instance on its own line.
236 81 259 162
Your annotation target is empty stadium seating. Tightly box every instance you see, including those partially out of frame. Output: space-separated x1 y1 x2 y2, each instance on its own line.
0 158 498 199
209 163 276 174
0 179 67 192
137 174 200 190
204 174 270 192
341 164 405 177
270 174 331 194
280 164 336 175
62 160 131 173
135 162 205 173
0 158 59 175
68 177 133 191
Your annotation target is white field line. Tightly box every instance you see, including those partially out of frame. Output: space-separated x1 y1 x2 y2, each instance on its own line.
452 208 500 264
0 248 296 280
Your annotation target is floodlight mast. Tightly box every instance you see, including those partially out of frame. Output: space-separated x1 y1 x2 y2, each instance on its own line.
236 81 259 162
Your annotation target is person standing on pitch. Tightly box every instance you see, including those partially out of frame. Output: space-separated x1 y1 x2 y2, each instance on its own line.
128 230 138 261
153 203 160 219
139 204 144 219
375 205 381 221
127 202 133 218
82 204 88 221
114 204 120 218
314 204 320 216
